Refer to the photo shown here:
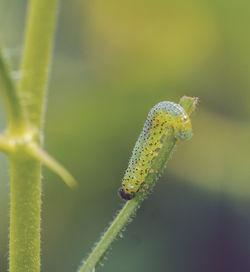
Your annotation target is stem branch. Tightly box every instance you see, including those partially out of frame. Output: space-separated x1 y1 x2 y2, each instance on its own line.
0 47 27 133
18 0 59 129
27 142 77 188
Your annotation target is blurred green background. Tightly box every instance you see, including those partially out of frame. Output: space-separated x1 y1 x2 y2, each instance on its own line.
1 0 250 271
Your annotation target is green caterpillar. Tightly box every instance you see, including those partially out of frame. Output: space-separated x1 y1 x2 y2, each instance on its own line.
119 101 192 200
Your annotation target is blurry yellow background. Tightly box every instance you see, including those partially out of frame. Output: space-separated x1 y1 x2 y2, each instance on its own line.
0 0 250 271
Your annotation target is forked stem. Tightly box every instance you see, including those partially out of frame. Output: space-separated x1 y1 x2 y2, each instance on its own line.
0 1 77 271
9 0 59 271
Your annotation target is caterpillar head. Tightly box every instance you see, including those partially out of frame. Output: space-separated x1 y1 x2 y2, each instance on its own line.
119 188 135 200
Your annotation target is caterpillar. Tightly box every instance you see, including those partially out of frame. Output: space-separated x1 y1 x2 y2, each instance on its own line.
119 101 192 200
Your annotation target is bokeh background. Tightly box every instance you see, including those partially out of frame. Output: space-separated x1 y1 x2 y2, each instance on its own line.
1 0 250 271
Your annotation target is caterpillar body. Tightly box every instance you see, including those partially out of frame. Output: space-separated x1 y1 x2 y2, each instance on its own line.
119 101 192 200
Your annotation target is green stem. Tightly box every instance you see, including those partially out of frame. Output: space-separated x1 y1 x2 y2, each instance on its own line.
9 154 41 272
18 0 59 129
78 96 198 272
27 142 77 188
0 48 27 134
9 0 59 271
0 135 12 152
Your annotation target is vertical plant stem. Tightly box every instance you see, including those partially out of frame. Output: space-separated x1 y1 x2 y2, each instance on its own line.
18 0 59 129
9 155 41 272
9 0 59 271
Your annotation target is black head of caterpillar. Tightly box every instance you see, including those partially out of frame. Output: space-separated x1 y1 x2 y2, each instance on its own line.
119 101 192 201
119 188 135 200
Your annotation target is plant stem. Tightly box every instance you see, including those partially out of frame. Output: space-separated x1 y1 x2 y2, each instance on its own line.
78 96 198 272
0 48 27 134
18 0 59 129
0 135 12 152
27 142 77 188
9 0 59 271
9 154 41 272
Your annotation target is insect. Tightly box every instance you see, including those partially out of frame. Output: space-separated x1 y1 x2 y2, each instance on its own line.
119 101 192 200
